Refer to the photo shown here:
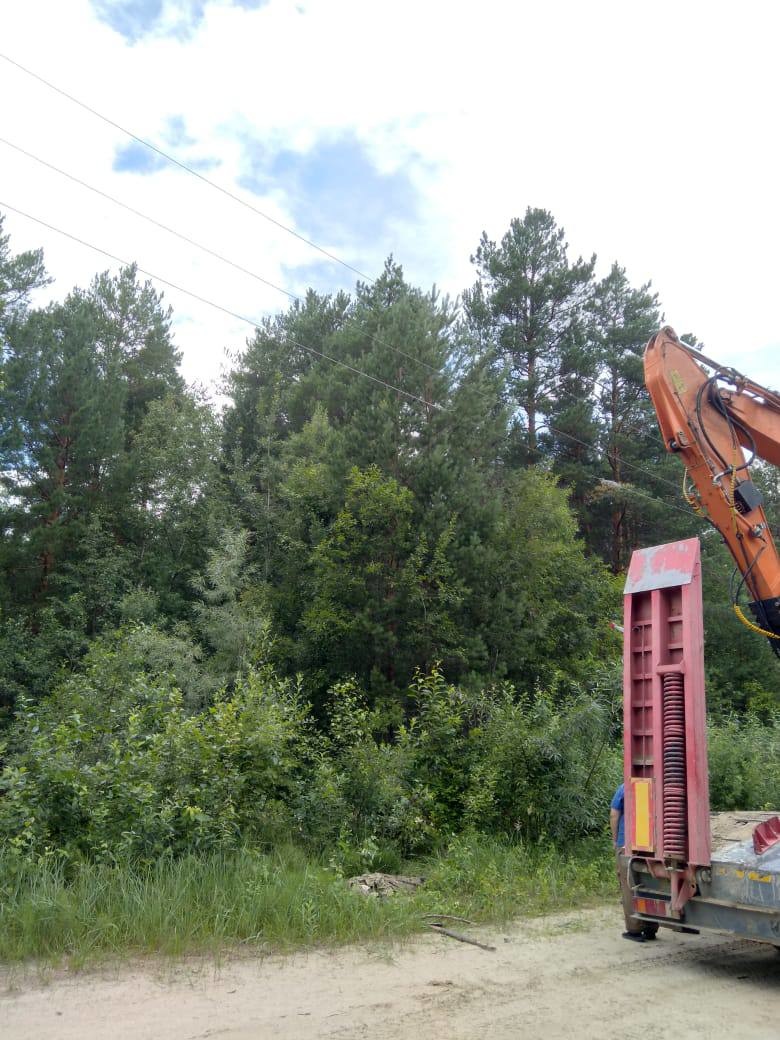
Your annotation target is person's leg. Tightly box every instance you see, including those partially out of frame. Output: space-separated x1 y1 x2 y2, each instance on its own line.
615 850 644 939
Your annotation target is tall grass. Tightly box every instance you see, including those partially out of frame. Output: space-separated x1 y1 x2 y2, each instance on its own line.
0 838 613 965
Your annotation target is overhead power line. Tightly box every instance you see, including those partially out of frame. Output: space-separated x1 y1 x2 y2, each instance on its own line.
541 421 681 492
0 51 372 283
0 200 441 412
3 198 696 520
0 137 299 302
2 194 683 495
483 320 665 446
0 136 444 378
0 142 677 491
547 379 664 447
0 54 673 436
0 52 686 503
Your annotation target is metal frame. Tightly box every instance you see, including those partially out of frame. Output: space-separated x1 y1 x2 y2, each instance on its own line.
622 538 710 914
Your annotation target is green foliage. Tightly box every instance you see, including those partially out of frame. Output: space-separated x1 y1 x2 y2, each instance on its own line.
295 679 435 859
464 207 595 461
1 207 779 968
0 845 417 963
127 390 226 618
0 635 313 863
707 712 780 811
301 466 463 699
461 469 618 685
0 212 49 333
422 834 614 921
192 527 274 691
0 646 620 868
462 686 620 842
296 665 623 860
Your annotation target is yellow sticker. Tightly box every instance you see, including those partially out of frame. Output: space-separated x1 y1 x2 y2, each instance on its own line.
735 869 772 883
633 779 652 849
671 370 687 395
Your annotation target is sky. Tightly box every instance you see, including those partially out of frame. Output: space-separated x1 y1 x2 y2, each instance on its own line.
1 0 780 396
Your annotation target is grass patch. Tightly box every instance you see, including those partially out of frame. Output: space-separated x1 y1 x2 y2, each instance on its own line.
0 837 614 966
422 834 615 921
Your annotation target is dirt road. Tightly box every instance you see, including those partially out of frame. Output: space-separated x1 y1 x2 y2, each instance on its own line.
2 907 778 1039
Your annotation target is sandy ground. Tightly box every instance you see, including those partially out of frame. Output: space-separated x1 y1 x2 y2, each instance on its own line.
2 907 779 1040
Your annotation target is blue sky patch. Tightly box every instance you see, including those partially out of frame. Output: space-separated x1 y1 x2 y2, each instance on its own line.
92 0 268 42
113 141 168 174
281 258 354 299
240 134 419 250
113 128 218 175
92 0 166 43
163 115 195 148
186 155 221 172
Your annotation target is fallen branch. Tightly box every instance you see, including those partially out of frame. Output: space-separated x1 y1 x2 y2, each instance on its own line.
427 923 496 952
422 914 475 925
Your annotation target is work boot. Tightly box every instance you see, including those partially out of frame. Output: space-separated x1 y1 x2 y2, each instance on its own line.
622 931 645 942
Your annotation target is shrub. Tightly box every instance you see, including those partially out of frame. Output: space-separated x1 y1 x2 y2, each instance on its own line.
295 681 435 858
461 681 620 842
0 632 314 863
707 712 780 811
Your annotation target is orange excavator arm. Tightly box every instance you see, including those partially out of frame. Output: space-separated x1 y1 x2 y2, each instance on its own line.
644 326 780 648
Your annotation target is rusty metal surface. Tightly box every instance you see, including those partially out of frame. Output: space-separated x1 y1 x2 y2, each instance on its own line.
623 538 700 594
710 811 778 851
753 815 780 855
622 537 710 889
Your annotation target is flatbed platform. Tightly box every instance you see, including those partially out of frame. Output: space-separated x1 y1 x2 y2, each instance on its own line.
625 811 780 946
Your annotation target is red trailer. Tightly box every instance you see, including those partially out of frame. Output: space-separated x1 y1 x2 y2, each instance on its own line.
619 538 780 946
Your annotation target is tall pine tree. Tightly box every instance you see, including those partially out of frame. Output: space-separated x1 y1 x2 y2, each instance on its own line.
463 208 594 464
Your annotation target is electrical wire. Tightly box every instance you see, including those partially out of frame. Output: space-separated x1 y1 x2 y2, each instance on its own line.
0 60 706 511
0 136 670 451
0 55 681 431
4 189 703 517
4 198 699 515
14 47 765 491
708 374 757 469
484 318 667 444
0 200 442 412
538 421 682 493
527 375 663 446
0 55 765 629
729 549 780 645
692 372 780 646
0 136 443 376
0 136 299 301
0 51 372 283
544 458 700 522
0 57 670 445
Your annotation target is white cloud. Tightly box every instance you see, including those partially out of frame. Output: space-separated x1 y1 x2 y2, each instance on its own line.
1 0 780 397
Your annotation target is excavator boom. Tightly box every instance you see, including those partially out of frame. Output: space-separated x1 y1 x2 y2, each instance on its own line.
644 327 780 645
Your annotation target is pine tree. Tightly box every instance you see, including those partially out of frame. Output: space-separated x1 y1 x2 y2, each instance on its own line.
463 208 595 463
589 263 665 570
0 294 126 598
89 265 183 438
0 213 48 334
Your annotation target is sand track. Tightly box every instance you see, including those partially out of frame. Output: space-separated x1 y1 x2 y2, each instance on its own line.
2 908 779 1039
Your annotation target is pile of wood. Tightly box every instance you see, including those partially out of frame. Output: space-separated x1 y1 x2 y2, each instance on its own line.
346 873 425 897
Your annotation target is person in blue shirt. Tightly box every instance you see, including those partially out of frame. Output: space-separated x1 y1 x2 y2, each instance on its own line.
611 783 658 942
